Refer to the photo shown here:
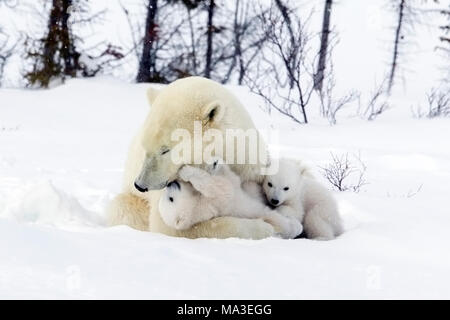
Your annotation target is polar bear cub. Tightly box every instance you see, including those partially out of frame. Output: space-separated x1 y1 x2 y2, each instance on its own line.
159 160 302 238
263 158 343 240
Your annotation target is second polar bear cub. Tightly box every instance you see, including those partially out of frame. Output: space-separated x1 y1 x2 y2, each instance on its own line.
159 160 302 238
263 158 343 240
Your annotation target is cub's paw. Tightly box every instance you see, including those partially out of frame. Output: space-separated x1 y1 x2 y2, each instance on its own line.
285 219 303 239
264 213 302 239
178 165 195 181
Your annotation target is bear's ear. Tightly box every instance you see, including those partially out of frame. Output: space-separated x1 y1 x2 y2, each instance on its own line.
146 87 160 105
202 100 225 125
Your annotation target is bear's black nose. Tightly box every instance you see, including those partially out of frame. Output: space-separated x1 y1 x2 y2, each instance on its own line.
134 182 148 193
271 199 279 205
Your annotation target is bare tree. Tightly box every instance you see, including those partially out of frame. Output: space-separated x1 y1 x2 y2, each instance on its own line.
220 0 268 84
25 0 82 87
186 4 199 75
136 0 159 83
274 0 294 43
430 0 450 54
162 0 266 84
387 0 406 93
246 2 315 124
319 74 359 125
387 0 423 94
315 35 359 125
438 3 450 81
122 0 266 84
321 153 367 193
314 0 333 92
273 0 295 88
25 0 122 87
165 2 203 79
359 77 390 121
413 87 450 118
154 1 203 80
440 5 450 51
204 0 215 78
133 0 202 83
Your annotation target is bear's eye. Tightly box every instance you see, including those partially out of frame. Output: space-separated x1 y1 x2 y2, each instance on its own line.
284 187 289 191
161 149 170 155
268 182 272 187
169 197 174 202
208 108 216 120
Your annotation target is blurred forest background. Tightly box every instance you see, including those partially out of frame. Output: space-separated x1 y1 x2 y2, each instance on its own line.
0 0 449 124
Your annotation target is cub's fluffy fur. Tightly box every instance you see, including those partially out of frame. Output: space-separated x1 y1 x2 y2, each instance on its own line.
159 161 302 239
263 158 343 240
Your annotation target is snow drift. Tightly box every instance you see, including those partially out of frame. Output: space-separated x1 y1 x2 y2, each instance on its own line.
1 78 450 299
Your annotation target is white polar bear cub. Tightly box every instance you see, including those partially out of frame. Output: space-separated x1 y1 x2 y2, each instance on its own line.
263 158 343 240
159 161 302 239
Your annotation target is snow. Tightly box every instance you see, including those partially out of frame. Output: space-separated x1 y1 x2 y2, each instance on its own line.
1 0 449 299
1 78 450 299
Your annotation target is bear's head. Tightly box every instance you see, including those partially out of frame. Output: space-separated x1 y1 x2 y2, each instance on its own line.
158 180 200 230
134 77 244 192
263 159 304 207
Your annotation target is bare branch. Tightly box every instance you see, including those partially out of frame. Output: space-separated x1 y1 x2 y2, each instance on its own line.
358 77 390 121
320 152 368 193
413 87 450 118
244 2 316 124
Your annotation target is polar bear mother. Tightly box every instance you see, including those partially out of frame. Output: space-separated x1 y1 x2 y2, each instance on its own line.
107 76 275 239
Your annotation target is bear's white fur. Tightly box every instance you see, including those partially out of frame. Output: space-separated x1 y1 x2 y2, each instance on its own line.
263 158 343 240
159 161 302 238
107 76 274 239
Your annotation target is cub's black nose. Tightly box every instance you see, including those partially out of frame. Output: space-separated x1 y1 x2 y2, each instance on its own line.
271 199 279 206
134 182 148 193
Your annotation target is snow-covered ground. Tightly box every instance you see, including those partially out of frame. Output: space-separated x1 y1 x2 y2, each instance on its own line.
1 78 449 299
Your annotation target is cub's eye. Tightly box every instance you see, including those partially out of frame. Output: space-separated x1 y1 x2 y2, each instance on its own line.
169 197 174 202
161 149 170 155
284 187 289 191
268 182 272 187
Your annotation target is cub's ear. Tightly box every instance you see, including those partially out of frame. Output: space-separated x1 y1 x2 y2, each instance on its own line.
202 100 225 125
298 162 315 179
146 87 160 105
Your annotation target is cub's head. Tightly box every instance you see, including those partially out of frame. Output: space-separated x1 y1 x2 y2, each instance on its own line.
158 180 199 230
134 79 227 192
263 159 303 207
